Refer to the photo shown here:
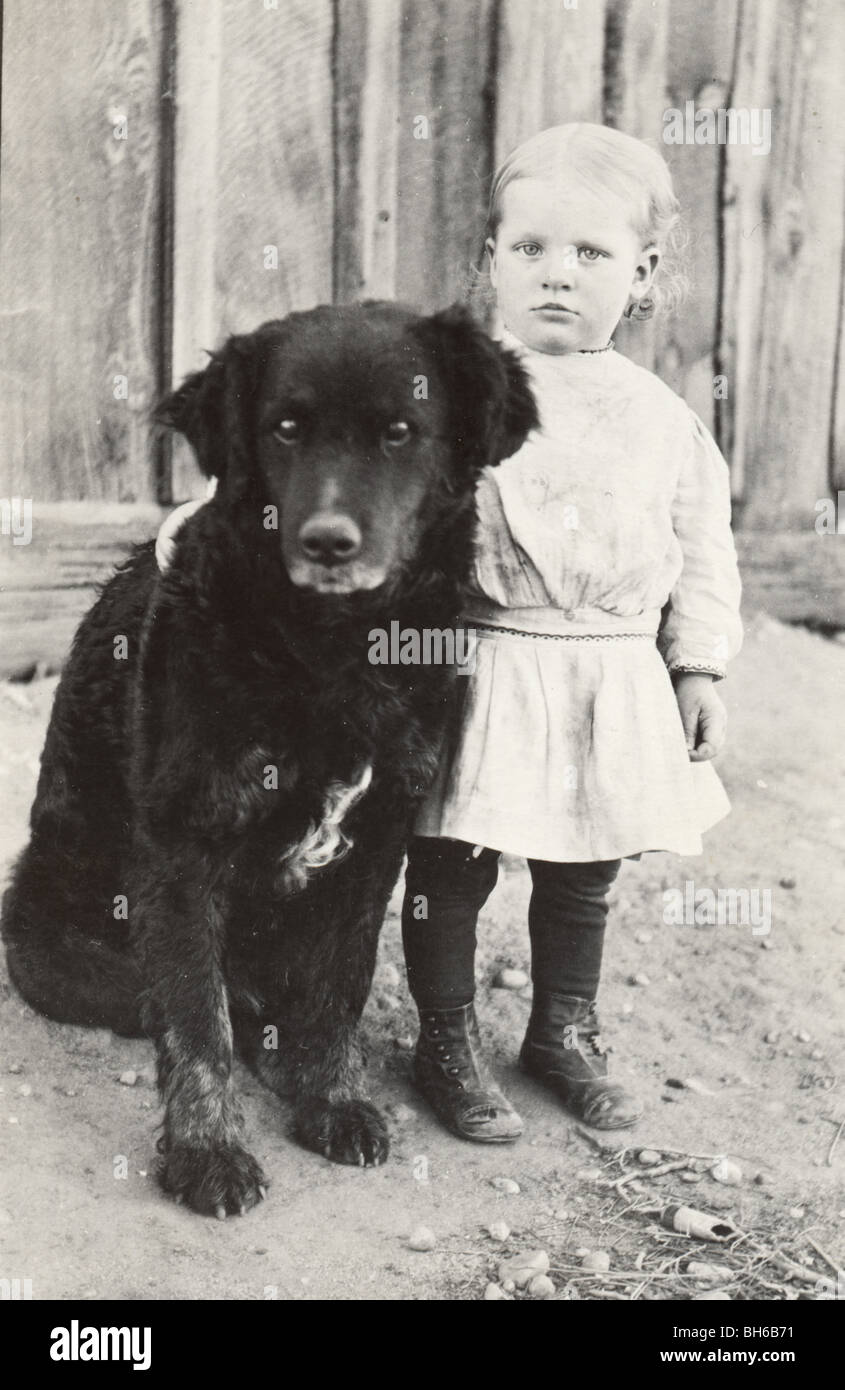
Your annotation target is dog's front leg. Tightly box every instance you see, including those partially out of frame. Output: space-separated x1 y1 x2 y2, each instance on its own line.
136 864 267 1217
291 1013 390 1168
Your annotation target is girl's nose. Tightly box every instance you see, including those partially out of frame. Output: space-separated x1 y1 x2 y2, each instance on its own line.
543 263 574 291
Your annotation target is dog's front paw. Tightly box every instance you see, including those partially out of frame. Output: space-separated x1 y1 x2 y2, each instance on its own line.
158 1141 268 1217
295 1097 390 1167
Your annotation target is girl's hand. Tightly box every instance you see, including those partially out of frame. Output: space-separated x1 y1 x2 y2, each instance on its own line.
673 673 727 762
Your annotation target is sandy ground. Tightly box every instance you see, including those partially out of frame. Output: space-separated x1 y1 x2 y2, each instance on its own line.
0 610 843 1302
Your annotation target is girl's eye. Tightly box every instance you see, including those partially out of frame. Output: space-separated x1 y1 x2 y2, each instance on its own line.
273 418 300 444
579 247 605 261
516 243 542 258
383 421 411 447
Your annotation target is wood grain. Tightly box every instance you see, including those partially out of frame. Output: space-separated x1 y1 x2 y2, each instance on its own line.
721 0 845 529
0 503 166 677
170 0 334 498
334 0 401 304
395 0 496 314
495 0 606 165
735 531 845 628
604 0 669 375
0 0 167 502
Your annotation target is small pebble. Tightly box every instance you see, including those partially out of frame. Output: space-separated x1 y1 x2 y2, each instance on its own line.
377 994 402 1011
665 1077 685 1089
407 1225 436 1251
486 1220 510 1241
490 1177 520 1194
393 1036 414 1051
629 972 651 987
809 1048 824 1061
764 1030 780 1044
18 1083 32 1097
683 1077 718 1096
118 1070 137 1087
779 876 797 889
501 1279 516 1293
693 1290 732 1301
638 1149 662 1166
553 1209 571 1222
581 1250 611 1273
680 1170 701 1183
7 1063 22 1075
8 1116 19 1124
621 1001 634 1016
574 1246 590 1258
759 939 774 950
794 1028 811 1043
687 1261 731 1282
484 1283 513 1300
710 1158 742 1185
576 1167 603 1182
788 1206 805 1219
498 1250 549 1288
528 1274 556 1298
635 930 653 944
493 967 530 990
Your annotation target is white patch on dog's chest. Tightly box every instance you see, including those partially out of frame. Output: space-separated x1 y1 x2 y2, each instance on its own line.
277 764 373 894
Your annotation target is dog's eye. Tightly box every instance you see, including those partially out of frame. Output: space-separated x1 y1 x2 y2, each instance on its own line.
383 421 411 447
273 418 300 444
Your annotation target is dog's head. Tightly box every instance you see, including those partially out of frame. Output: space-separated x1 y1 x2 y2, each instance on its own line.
156 302 537 596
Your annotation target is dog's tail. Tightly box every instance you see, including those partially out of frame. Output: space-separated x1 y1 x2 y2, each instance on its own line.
2 860 145 1038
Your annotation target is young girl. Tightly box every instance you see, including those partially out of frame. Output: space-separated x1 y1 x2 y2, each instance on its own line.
401 122 743 1141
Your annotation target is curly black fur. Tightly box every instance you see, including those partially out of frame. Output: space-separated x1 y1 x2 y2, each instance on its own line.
1 301 536 1216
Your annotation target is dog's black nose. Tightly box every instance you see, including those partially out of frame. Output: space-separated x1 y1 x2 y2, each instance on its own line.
299 514 362 565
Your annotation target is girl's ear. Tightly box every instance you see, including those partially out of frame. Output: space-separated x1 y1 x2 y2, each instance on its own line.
625 246 661 322
416 303 538 469
485 236 498 289
629 245 660 299
154 335 258 495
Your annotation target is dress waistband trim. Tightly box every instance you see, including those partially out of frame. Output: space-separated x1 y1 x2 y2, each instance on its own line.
462 603 661 640
470 623 654 644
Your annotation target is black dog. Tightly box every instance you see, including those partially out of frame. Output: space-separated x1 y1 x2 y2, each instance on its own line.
1 302 536 1216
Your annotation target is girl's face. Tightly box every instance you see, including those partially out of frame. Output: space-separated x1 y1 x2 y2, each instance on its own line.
487 176 659 353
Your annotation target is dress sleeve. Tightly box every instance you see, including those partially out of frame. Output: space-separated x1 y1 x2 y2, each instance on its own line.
657 411 743 679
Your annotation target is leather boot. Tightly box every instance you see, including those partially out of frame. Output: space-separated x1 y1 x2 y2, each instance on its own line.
519 991 643 1129
413 1003 524 1142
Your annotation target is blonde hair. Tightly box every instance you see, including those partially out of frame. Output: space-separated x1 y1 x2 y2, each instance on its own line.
479 122 687 319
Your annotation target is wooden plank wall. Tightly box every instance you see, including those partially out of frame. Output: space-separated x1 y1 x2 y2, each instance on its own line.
0 0 168 502
3 0 845 677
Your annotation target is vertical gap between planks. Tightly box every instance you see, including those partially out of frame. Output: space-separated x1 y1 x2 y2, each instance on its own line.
155 0 178 504
476 0 501 326
830 217 845 494
714 0 743 505
330 0 343 303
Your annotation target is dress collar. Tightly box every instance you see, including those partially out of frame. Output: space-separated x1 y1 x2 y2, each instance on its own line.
499 327 615 359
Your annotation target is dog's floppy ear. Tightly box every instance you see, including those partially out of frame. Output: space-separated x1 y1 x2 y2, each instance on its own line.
155 335 257 495
415 303 538 469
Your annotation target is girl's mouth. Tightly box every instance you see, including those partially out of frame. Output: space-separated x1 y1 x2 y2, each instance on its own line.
534 304 577 315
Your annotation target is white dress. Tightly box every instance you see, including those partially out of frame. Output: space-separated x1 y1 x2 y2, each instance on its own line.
415 334 743 862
